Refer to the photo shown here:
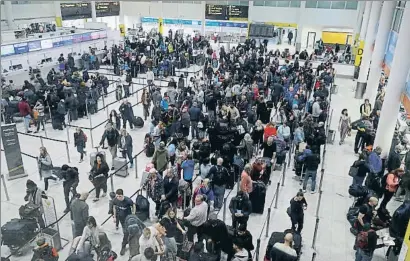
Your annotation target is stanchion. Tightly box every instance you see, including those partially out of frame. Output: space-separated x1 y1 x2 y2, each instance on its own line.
222 198 227 222
110 175 114 193
311 217 319 249
265 208 271 238
65 142 71 163
274 182 280 209
89 116 94 148
1 174 10 201
315 169 325 218
255 239 261 261
40 136 44 147
311 252 317 261
85 102 89 119
66 126 70 144
281 161 286 187
183 191 187 211
287 149 292 167
135 156 139 179
44 125 48 138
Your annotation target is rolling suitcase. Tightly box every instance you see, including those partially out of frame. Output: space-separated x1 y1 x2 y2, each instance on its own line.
113 157 128 177
249 181 266 214
265 232 285 258
135 194 150 221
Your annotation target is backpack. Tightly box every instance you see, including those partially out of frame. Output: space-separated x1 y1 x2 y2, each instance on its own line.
83 132 88 143
212 166 224 181
356 230 372 249
126 74 132 83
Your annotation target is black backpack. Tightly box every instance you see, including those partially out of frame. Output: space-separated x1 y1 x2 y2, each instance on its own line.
146 143 155 157
135 195 150 221
126 74 132 83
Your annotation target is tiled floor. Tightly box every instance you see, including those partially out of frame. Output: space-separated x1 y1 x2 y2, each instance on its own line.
1 64 401 261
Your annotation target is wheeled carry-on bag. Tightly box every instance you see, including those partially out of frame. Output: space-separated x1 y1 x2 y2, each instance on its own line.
249 181 266 214
113 157 128 177
265 230 302 259
90 148 106 167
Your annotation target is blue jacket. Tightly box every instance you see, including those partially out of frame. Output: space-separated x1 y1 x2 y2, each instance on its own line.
199 187 214 202
189 107 201 121
182 159 195 180
160 99 169 111
367 151 382 174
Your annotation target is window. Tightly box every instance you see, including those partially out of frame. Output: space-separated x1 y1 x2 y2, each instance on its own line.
265 1 277 7
276 1 290 7
305 1 318 8
239 1 249 6
290 1 301 7
331 1 346 9
392 8 403 32
254 0 265 6
317 1 331 8
345 1 358 10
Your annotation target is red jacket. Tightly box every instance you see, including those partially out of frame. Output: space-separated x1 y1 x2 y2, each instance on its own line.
18 101 31 117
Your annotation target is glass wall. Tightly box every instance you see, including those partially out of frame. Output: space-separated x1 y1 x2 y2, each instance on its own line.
305 1 358 10
392 1 406 32
254 1 300 7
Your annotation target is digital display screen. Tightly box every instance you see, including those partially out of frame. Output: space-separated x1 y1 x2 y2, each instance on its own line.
52 37 64 48
96 2 120 17
249 24 275 38
13 42 29 54
91 32 100 40
41 39 53 49
205 4 228 20
60 2 92 20
28 41 42 52
228 5 249 21
72 34 83 43
82 33 91 42
62 36 73 46
1 45 15 56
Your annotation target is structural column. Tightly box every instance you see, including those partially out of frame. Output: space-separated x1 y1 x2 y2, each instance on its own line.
374 4 410 158
201 1 206 35
119 1 125 36
353 1 366 43
54 1 62 27
91 1 97 22
355 1 381 99
360 2 372 41
4 1 16 30
295 1 305 51
365 1 397 103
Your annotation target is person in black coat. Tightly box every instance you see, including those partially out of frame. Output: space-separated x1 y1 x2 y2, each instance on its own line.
162 168 179 208
119 99 134 129
202 213 231 260
236 224 254 259
387 145 402 173
257 98 269 124
90 153 109 202
61 165 79 213
288 190 307 233
229 191 252 229
119 129 133 168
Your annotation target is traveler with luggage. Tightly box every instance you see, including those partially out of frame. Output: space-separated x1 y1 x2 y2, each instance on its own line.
31 237 59 261
208 158 228 210
387 145 402 173
112 189 135 256
231 238 249 261
235 224 254 259
350 154 370 186
162 168 179 208
109 110 122 130
288 190 307 233
119 99 135 129
89 154 109 202
18 97 32 133
139 225 165 260
183 195 208 242
202 213 231 260
119 129 134 168
70 192 90 238
338 109 351 145
269 233 298 261
99 123 120 170
159 208 186 260
354 223 386 261
182 154 195 188
196 178 215 210
189 102 202 139
379 169 404 211
302 151 321 194
56 99 67 129
24 179 46 228
38 147 57 192
145 168 164 218
74 127 87 163
141 88 151 121
75 216 101 254
152 141 169 175
33 99 45 133
240 164 253 195
229 191 252 229
356 197 378 232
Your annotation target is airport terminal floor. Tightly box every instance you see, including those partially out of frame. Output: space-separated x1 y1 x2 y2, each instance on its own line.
0 62 402 261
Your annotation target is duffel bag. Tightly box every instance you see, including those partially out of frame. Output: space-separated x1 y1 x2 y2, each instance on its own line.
133 116 144 128
346 207 359 227
348 184 366 198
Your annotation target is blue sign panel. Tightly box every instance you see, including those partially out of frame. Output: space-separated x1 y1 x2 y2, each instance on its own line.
384 30 398 69
141 17 159 23
82 33 92 42
205 20 247 28
13 43 29 54
62 36 73 46
28 41 42 52
52 37 64 48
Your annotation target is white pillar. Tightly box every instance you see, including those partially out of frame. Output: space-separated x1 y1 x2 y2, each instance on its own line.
201 1 206 35
360 2 372 40
4 1 16 29
354 1 366 42
374 4 410 158
54 1 63 27
119 1 125 25
356 1 382 97
295 1 305 51
91 1 97 22
365 1 397 103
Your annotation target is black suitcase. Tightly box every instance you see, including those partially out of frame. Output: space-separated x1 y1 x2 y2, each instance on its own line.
265 232 284 258
135 194 150 221
1 218 37 246
133 116 144 128
145 143 155 157
249 181 266 214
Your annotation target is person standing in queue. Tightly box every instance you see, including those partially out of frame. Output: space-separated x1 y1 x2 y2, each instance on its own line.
288 190 307 233
90 154 109 202
70 192 90 237
112 189 135 256
99 122 120 170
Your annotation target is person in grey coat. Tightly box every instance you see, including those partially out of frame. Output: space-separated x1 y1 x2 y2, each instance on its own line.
24 179 47 228
119 129 134 168
70 192 89 237
38 147 57 191
311 97 322 122
74 127 87 163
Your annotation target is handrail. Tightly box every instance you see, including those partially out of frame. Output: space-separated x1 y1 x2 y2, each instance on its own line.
17 131 67 143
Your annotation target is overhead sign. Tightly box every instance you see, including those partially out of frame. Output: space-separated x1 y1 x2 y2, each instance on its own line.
96 2 120 17
1 45 15 57
61 2 92 20
249 24 275 38
205 21 248 28
354 40 364 67
1 124 26 180
205 4 248 21
13 42 29 54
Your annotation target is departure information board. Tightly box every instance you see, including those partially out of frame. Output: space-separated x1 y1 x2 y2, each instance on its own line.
249 24 275 38
205 4 248 21
96 2 120 17
61 2 92 20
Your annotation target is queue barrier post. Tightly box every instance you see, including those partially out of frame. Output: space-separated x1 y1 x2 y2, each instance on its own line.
65 142 71 163
311 252 317 261
1 174 10 201
265 207 271 238
135 155 139 179
85 102 89 120
274 182 280 209
315 169 325 218
44 124 48 138
222 197 227 222
110 174 114 193
281 161 286 187
255 239 261 261
288 149 292 167
66 125 70 144
40 136 44 147
89 118 94 149
311 217 319 249
183 191 187 211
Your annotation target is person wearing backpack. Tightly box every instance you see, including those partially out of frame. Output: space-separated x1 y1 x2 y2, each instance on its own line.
208 158 228 210
74 127 87 163
379 169 404 210
31 237 59 261
354 223 385 261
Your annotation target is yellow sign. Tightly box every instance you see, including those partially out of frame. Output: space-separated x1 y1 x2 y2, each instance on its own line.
55 16 62 27
399 222 410 261
265 22 298 28
119 24 125 37
354 40 364 67
158 18 164 35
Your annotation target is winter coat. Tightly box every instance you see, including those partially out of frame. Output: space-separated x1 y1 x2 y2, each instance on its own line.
119 134 133 153
74 131 86 151
152 147 169 172
237 140 254 161
100 128 119 147
163 176 178 203
38 154 53 179
147 174 164 202
232 249 249 261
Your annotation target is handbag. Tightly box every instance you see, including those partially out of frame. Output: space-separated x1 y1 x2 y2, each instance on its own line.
286 206 291 216
181 235 193 252
348 165 359 177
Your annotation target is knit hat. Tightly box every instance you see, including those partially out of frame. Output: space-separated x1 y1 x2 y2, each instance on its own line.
26 179 37 189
